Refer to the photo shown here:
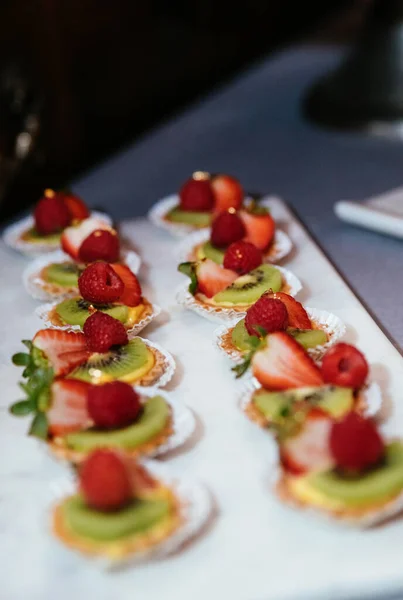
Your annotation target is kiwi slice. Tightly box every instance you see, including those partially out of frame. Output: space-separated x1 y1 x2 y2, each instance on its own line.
55 298 128 327
287 328 327 349
166 207 211 227
69 338 150 383
22 227 61 244
231 319 253 351
45 262 81 287
198 241 224 265
213 264 282 305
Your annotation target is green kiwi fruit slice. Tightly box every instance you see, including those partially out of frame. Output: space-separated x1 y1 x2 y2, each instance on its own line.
64 396 170 451
253 385 354 423
231 319 253 351
55 298 128 328
166 206 211 227
62 494 171 541
287 328 327 349
44 262 82 287
213 264 282 305
69 338 150 382
198 241 224 264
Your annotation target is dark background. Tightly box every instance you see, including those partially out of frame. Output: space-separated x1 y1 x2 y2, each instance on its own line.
0 0 367 222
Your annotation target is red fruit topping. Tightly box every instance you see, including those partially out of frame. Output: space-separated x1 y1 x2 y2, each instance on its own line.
239 209 275 251
79 450 132 511
34 193 71 235
83 312 128 353
62 193 90 221
78 229 120 263
281 408 334 475
252 331 324 390
47 379 92 436
61 217 112 260
330 412 384 472
33 329 90 377
110 263 142 307
223 240 263 275
210 210 246 248
78 262 124 304
321 343 369 389
87 381 141 429
179 175 214 212
196 258 237 298
266 292 311 329
211 174 243 213
245 296 288 336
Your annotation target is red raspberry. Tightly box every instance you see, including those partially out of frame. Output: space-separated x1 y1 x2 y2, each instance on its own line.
34 193 71 235
79 449 132 511
62 193 90 221
83 312 128 352
179 176 214 211
245 295 288 336
210 210 246 248
330 412 385 472
223 240 262 274
87 381 141 428
78 229 120 263
78 262 124 304
321 343 369 389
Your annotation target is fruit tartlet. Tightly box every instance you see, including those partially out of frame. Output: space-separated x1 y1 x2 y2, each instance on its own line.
10 362 192 462
12 319 174 392
3 189 112 256
35 261 160 335
276 411 403 527
214 292 345 362
177 251 301 322
23 219 141 301
236 335 381 429
51 450 211 562
176 204 292 265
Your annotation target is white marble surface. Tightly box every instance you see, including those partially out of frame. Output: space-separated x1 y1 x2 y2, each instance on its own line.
1 199 403 600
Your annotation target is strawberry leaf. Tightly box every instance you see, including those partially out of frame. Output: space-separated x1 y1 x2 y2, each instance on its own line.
9 400 34 416
12 352 30 366
178 262 198 295
29 412 48 440
232 353 252 378
22 340 33 351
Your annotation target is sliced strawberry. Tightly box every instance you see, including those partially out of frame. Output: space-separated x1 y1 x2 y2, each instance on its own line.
280 408 334 475
62 193 90 221
252 331 323 390
33 329 90 377
239 209 275 251
266 292 312 329
179 259 237 298
110 263 142 306
61 217 112 260
47 379 92 436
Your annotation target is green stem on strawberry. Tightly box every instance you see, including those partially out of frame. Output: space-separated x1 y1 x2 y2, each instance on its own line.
232 328 267 378
178 262 198 295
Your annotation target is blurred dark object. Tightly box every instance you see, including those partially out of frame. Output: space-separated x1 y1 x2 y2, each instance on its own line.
305 0 403 132
0 1 355 221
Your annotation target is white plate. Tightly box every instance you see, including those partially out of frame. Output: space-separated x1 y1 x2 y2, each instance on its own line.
176 265 302 323
3 211 113 257
49 459 213 568
23 249 142 301
213 307 346 363
175 228 293 265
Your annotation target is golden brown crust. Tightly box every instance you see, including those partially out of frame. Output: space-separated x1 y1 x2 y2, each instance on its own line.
136 346 169 386
243 399 269 428
52 485 182 559
276 472 402 521
47 298 153 330
48 414 174 464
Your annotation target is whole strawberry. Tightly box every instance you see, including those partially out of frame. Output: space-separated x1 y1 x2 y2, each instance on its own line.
87 381 141 428
79 450 132 511
78 229 120 263
78 262 124 304
330 412 384 472
83 312 128 352
179 175 214 211
321 343 368 389
245 294 288 336
210 210 246 248
34 193 71 235
223 240 262 274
